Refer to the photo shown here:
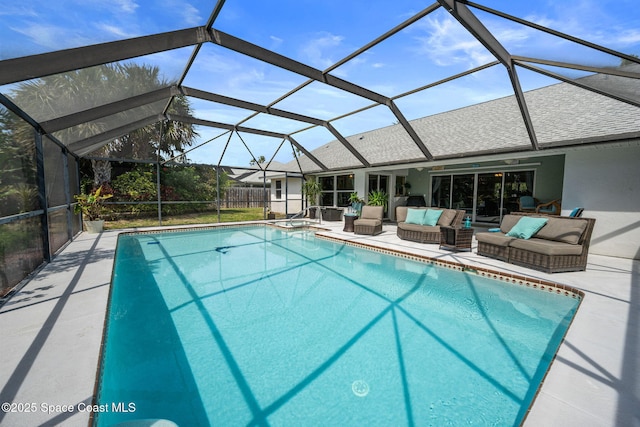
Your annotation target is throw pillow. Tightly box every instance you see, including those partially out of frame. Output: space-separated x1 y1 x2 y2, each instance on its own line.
505 217 548 239
423 209 444 226
405 208 425 225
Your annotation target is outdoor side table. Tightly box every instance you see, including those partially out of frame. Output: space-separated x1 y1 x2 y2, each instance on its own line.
343 214 358 232
439 226 474 252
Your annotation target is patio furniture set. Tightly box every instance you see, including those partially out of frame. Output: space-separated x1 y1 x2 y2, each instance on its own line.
319 205 386 235
333 204 596 274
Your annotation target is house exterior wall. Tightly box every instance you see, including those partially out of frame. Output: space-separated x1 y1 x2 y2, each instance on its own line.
562 143 640 260
270 177 303 215
404 155 564 216
534 155 564 202
293 144 639 260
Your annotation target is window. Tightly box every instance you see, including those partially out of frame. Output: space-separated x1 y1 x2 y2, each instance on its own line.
336 174 354 206
368 174 389 194
319 176 334 206
319 174 354 206
275 180 282 199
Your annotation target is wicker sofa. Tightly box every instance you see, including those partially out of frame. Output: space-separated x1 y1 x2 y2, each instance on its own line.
396 206 466 243
476 213 596 273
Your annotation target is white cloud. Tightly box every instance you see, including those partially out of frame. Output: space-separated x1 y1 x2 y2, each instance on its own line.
412 16 492 67
228 69 266 89
179 3 202 26
617 29 640 45
162 1 202 26
521 6 640 52
268 35 284 52
116 0 138 13
311 86 349 99
10 23 93 50
95 23 135 39
300 32 344 69
0 5 37 17
84 0 139 15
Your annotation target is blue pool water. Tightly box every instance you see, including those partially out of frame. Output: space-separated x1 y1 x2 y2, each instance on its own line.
96 226 580 426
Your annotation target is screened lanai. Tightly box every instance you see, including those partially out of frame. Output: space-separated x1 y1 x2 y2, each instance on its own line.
1 0 640 295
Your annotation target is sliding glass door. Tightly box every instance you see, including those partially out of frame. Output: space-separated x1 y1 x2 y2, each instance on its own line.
476 173 503 223
502 171 535 214
451 174 474 216
431 170 535 224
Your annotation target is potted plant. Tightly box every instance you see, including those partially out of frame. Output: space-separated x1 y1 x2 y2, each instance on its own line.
302 179 322 219
348 192 365 216
367 190 389 209
74 186 113 233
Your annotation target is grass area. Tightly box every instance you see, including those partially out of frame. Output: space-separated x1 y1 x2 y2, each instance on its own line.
104 208 285 230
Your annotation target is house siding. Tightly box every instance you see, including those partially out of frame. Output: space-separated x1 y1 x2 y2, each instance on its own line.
563 142 640 259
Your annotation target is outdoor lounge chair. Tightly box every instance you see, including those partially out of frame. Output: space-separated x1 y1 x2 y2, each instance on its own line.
354 205 384 235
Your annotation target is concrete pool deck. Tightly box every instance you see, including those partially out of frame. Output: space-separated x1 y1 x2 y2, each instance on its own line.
0 221 638 426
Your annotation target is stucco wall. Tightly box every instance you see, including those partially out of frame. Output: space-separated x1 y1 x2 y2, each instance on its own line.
270 177 302 215
562 143 640 260
534 155 564 202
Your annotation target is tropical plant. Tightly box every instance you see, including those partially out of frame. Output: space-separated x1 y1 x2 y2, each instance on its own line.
367 190 389 208
348 192 365 204
8 63 198 187
74 186 113 221
0 182 38 215
249 155 266 166
302 179 322 206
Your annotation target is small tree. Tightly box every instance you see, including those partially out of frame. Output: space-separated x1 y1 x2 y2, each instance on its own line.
302 179 322 207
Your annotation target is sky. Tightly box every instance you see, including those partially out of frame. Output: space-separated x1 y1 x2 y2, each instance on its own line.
1 0 639 167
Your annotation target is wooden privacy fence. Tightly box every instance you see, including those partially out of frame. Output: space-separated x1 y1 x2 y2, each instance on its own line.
223 187 270 208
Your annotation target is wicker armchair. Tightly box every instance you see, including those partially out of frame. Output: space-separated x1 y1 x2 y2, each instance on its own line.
354 205 384 235
535 199 561 215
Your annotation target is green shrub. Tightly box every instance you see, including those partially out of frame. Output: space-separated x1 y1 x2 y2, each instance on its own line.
112 168 157 201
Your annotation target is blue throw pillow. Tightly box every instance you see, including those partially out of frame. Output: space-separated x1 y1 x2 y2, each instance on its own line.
405 208 425 225
505 217 548 239
422 209 444 226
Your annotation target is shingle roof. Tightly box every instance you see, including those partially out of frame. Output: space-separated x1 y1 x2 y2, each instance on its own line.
284 77 640 173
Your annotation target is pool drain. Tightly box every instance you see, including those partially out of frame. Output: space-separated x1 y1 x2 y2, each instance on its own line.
352 380 369 397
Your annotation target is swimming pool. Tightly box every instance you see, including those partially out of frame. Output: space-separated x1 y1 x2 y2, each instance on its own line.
96 225 581 426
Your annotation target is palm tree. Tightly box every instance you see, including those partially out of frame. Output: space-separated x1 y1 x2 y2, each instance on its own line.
7 63 198 187
249 155 266 166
